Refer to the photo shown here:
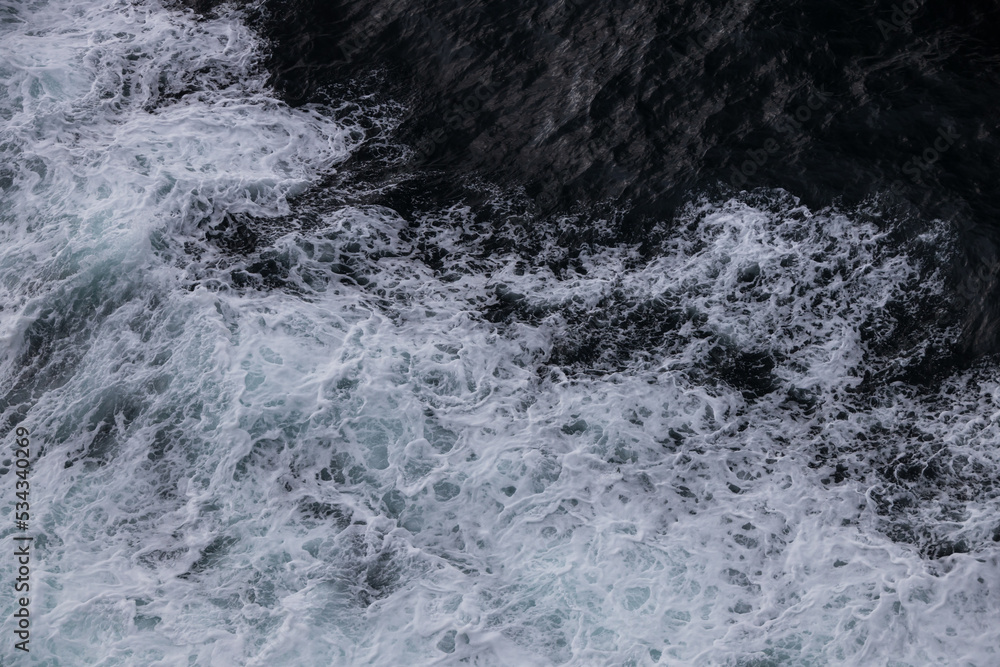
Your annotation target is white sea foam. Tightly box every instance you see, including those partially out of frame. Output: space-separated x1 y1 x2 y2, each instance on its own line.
1 0 998 666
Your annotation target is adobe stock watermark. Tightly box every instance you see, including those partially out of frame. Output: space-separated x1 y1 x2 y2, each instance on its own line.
267 10 396 102
888 123 960 196
729 87 834 188
531 120 622 211
532 159 672 215
663 1 753 69
337 9 393 64
10 425 32 653
540 0 588 31
411 81 500 167
539 0 751 70
532 162 569 213
876 0 929 39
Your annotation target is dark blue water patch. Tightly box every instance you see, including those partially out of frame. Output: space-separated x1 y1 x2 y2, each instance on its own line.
237 1 998 216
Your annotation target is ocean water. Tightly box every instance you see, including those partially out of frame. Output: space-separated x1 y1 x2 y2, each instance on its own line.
0 0 998 665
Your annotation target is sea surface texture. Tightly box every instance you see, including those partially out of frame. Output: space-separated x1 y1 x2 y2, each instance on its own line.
1 0 998 664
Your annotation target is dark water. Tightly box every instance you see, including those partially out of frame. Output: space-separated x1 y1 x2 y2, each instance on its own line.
239 0 1000 355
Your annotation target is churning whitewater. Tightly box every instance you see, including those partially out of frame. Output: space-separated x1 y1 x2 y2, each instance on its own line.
0 0 998 665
